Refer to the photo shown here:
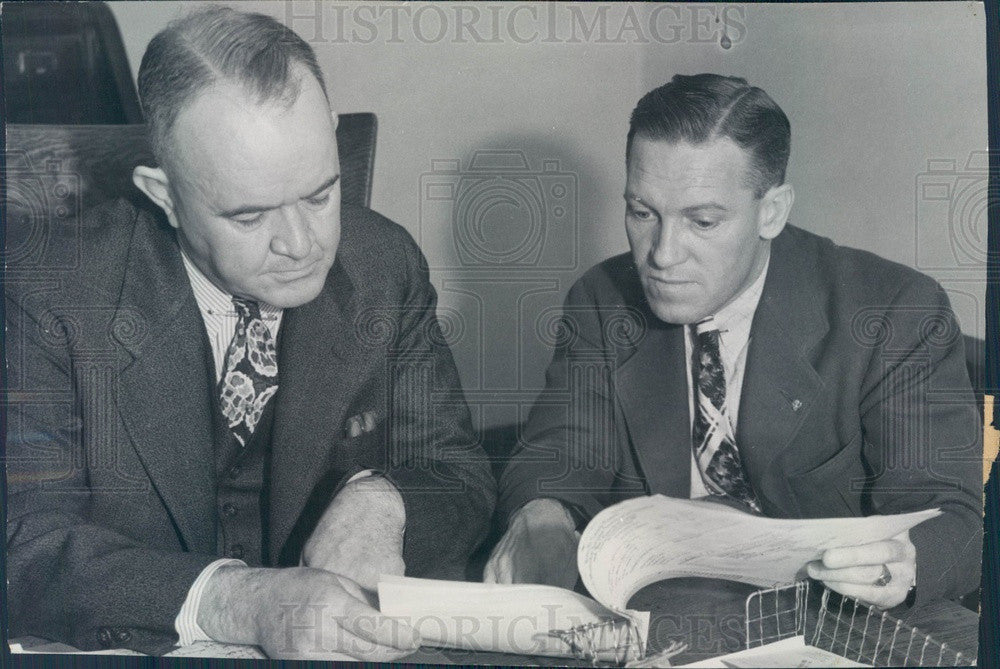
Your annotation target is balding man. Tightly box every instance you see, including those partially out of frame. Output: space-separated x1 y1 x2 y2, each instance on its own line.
6 7 494 659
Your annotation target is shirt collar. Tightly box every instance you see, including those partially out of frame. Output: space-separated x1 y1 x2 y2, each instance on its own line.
180 250 282 319
697 253 770 335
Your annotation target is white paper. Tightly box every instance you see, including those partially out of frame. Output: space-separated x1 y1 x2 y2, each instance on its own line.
8 642 145 656
678 636 869 667
578 495 939 610
378 574 649 659
163 641 266 659
8 640 265 659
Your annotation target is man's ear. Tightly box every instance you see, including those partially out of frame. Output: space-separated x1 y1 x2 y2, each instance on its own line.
757 183 794 240
132 165 180 228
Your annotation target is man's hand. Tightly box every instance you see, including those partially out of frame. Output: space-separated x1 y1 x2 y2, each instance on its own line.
483 498 579 589
302 475 406 592
806 530 916 609
199 565 420 660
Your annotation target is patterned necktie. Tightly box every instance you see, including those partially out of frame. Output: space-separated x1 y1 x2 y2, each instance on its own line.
218 297 279 447
691 325 761 512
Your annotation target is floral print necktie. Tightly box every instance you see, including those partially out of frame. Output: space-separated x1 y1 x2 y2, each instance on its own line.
218 297 279 447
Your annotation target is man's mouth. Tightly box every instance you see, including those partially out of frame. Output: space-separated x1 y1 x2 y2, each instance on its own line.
648 275 695 286
272 261 319 281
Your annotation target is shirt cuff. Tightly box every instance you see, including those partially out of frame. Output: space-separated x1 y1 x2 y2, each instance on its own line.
174 558 247 646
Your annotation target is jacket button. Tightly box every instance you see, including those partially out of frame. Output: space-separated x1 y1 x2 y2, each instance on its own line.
228 544 245 559
222 503 238 517
97 627 112 647
114 629 132 644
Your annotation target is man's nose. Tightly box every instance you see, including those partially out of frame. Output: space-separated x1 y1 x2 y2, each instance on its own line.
270 204 312 259
649 218 686 269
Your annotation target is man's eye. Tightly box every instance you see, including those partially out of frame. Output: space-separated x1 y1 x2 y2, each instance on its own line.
232 212 264 226
693 218 719 230
307 192 331 207
628 207 653 221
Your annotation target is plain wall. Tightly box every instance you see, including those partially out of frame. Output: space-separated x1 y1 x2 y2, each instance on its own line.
108 1 988 429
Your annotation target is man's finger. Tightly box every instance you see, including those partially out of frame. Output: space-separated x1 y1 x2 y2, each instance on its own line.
287 624 415 662
494 554 514 584
482 555 500 583
807 561 887 585
340 598 421 651
379 555 406 579
821 540 906 569
819 579 906 609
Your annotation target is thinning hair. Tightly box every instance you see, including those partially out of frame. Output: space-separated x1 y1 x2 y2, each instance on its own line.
137 5 328 168
628 74 791 197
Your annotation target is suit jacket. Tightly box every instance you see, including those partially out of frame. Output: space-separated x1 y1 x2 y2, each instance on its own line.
499 225 982 605
5 198 495 653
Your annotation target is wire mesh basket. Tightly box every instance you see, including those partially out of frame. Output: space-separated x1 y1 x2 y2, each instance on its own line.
810 587 975 666
744 580 976 667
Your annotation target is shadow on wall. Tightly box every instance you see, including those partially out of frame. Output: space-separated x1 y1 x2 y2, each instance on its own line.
423 132 614 437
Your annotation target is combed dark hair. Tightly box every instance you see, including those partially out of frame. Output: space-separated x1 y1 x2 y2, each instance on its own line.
137 5 328 167
628 74 790 197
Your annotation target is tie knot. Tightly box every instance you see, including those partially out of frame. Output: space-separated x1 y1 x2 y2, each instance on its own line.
693 322 720 341
232 297 262 322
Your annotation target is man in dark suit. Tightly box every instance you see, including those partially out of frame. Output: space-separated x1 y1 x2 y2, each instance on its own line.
486 74 981 610
6 7 494 659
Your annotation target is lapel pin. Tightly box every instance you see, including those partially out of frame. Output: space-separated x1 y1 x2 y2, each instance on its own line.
791 399 802 412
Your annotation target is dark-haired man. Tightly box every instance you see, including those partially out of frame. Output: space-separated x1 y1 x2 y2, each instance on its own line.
6 6 493 659
486 74 981 610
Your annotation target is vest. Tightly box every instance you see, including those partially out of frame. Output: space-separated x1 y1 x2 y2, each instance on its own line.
211 396 275 567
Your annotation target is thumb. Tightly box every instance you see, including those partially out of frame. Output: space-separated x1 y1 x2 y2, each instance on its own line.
342 597 421 651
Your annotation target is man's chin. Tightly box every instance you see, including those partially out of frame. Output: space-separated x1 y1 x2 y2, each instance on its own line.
259 277 326 309
647 299 709 326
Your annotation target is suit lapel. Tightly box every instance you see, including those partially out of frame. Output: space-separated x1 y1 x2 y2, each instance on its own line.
267 259 373 561
615 322 691 497
114 213 216 553
737 231 828 510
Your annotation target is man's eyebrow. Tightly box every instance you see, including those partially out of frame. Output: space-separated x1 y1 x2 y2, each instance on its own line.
304 174 340 200
681 202 728 215
622 194 729 214
623 191 649 204
219 174 340 218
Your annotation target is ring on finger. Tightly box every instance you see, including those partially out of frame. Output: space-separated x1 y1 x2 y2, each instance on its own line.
873 564 892 587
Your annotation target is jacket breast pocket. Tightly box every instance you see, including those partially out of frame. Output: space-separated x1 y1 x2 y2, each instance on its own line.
786 431 865 518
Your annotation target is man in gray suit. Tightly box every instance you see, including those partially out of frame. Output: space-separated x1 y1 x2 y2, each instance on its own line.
486 74 981 610
6 7 493 659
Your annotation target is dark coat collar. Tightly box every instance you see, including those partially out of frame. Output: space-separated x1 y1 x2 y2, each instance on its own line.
614 226 829 508
111 207 370 558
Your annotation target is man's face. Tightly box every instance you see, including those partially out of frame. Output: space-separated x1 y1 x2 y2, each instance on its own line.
624 136 782 324
164 68 340 308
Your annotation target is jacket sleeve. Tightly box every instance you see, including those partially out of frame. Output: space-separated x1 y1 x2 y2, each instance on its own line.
5 291 217 654
378 232 496 579
497 276 631 527
857 276 983 604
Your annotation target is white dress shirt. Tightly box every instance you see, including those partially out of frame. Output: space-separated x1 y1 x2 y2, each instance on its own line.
685 256 769 498
172 252 377 645
173 252 284 645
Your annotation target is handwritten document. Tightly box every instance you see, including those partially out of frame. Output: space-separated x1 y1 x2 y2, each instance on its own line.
380 495 937 661
578 495 939 610
163 641 266 659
